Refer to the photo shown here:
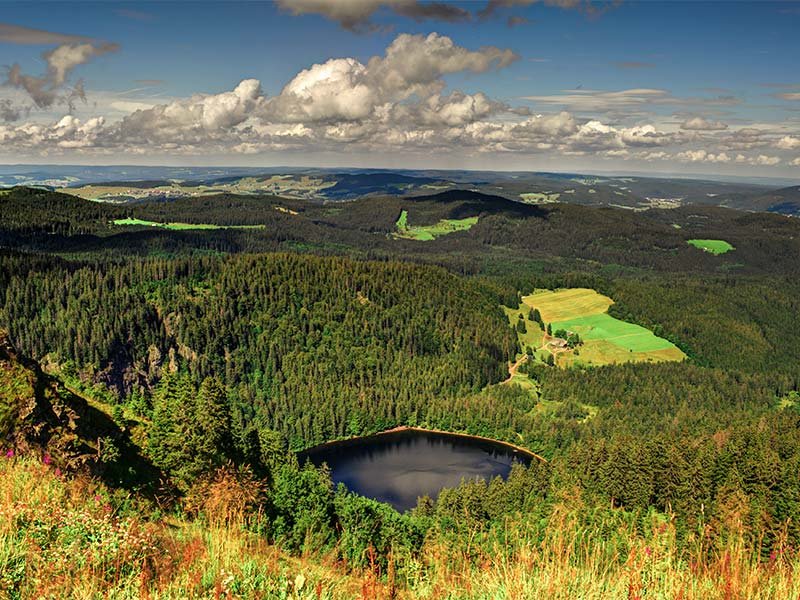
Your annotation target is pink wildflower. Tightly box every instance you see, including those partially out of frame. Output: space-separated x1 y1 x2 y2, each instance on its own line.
4 448 13 458
43 453 52 465
54 467 62 477
644 546 652 557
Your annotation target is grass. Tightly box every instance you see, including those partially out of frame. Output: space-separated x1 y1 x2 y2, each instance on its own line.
522 288 614 323
2 457 799 599
551 313 676 352
687 239 735 255
112 218 265 231
502 305 545 354
396 210 409 230
0 458 365 599
516 288 685 367
394 210 478 241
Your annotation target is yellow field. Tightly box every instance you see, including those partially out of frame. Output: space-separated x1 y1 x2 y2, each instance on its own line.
514 288 686 368
521 288 612 322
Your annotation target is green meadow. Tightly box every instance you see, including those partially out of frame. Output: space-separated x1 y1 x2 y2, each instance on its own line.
512 288 686 367
687 239 734 254
112 218 265 231
394 210 478 241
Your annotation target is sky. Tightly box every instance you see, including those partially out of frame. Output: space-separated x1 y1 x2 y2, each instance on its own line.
1 0 799 178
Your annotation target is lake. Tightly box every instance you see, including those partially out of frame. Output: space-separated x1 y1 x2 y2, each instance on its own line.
300 428 532 512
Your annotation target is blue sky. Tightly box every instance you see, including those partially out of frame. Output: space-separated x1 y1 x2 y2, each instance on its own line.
1 1 799 177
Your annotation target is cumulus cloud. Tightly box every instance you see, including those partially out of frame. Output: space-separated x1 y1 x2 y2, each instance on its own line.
676 149 731 163
277 0 470 30
732 153 781 166
111 79 266 144
1 30 795 174
266 33 517 123
751 154 781 166
680 116 728 131
791 157 800 167
776 135 800 150
718 128 770 151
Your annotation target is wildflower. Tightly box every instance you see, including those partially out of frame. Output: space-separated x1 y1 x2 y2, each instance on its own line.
54 467 62 477
43 453 52 465
644 546 652 557
5 448 13 458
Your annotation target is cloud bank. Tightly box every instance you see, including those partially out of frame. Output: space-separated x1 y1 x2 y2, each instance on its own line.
1 31 798 172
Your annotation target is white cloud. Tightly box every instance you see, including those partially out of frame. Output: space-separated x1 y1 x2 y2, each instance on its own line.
752 154 781 166
266 33 517 124
791 157 800 166
776 135 800 150
0 31 794 175
676 149 731 163
732 153 781 166
680 116 728 131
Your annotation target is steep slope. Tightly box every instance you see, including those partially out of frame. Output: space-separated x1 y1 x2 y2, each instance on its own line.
0 330 158 487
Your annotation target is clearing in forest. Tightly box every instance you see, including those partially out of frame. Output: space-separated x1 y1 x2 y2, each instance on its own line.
112 218 265 231
687 239 734 255
507 288 685 368
394 210 478 241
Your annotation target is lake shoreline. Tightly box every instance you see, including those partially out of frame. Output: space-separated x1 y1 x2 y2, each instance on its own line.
299 425 548 463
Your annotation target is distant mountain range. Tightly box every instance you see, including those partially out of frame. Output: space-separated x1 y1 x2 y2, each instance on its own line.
1 164 798 216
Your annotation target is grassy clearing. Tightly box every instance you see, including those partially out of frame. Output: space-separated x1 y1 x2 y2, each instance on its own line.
396 209 409 230
552 313 676 352
687 239 735 254
515 288 685 367
112 218 265 231
502 305 545 354
394 210 478 241
522 288 613 323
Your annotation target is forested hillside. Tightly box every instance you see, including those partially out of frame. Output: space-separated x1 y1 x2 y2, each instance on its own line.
0 251 516 451
2 186 800 598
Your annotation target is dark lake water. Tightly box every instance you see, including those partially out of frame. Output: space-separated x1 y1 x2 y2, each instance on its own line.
301 429 531 512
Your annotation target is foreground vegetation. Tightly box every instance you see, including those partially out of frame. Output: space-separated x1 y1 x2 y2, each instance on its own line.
4 452 800 599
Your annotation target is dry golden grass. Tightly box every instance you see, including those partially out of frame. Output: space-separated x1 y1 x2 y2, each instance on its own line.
2 457 798 599
522 288 613 323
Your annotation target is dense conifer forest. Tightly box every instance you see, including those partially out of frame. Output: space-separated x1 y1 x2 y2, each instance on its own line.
2 186 800 597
